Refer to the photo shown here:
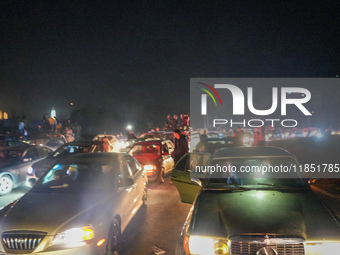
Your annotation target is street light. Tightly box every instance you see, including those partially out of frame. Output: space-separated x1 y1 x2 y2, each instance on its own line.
126 125 132 130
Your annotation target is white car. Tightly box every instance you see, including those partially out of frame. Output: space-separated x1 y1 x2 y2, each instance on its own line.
0 152 148 254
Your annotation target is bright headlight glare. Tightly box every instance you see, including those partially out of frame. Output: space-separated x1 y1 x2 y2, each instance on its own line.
52 226 94 246
27 166 34 175
306 242 340 255
214 240 229 254
144 165 156 171
188 236 214 255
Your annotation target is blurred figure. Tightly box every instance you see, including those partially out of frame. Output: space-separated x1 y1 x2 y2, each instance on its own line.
234 126 245 146
126 129 137 140
195 141 206 152
18 120 25 135
171 129 189 163
163 121 171 131
167 114 178 130
65 127 75 142
253 127 265 146
180 113 190 130
102 136 111 152
199 129 208 141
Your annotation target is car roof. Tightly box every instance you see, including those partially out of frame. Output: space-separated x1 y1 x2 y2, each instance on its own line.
63 140 103 146
0 144 37 151
59 152 126 163
213 146 294 159
133 139 171 145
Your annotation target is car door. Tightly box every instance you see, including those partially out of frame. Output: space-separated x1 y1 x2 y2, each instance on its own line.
18 147 41 184
161 141 173 174
171 152 211 204
118 156 140 230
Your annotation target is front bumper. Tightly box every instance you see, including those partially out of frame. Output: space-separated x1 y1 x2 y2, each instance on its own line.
0 239 107 255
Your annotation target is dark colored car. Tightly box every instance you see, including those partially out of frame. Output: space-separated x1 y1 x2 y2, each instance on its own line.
0 153 148 255
28 136 68 151
27 140 105 181
0 140 29 149
129 139 175 183
172 147 340 255
0 145 53 195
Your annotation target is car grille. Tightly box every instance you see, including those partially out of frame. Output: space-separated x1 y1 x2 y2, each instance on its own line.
2 232 47 251
231 242 305 255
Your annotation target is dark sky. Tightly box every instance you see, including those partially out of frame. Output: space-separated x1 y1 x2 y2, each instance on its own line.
1 1 339 132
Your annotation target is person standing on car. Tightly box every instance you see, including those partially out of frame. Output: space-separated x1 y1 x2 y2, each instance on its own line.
171 129 189 163
102 136 111 152
180 113 190 130
167 114 179 130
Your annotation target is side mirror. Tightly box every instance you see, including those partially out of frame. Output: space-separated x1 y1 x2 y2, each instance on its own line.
191 177 202 187
28 178 37 187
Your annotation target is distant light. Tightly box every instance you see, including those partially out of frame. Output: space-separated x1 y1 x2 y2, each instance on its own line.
126 125 132 130
70 102 74 106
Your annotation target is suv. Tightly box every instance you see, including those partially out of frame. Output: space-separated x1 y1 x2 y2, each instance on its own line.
129 139 174 183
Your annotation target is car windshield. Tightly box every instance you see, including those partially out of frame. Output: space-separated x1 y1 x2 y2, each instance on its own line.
130 144 161 156
52 144 92 157
31 158 120 193
0 149 23 163
203 157 307 189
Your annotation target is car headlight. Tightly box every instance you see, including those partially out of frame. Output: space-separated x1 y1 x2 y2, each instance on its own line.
184 235 229 255
27 166 34 175
52 225 94 246
306 242 340 255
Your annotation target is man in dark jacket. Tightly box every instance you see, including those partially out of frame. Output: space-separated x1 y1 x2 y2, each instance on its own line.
171 129 189 163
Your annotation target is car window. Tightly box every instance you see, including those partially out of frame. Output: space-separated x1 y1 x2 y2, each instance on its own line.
130 143 161 156
0 149 23 162
174 153 189 171
205 157 306 188
120 157 132 178
38 147 53 157
125 155 139 175
166 141 174 151
35 160 120 192
162 143 169 154
24 148 40 160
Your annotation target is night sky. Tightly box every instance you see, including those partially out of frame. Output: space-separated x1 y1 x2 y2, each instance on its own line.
1 1 339 132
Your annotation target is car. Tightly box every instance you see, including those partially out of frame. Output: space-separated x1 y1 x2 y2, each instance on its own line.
171 147 340 255
0 145 53 195
27 140 106 181
93 134 119 151
129 139 175 183
0 140 29 149
118 138 147 153
0 152 147 255
29 135 68 151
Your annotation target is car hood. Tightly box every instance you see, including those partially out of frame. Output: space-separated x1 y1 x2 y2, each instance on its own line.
0 190 116 235
191 189 340 240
